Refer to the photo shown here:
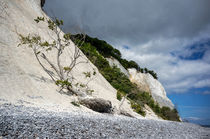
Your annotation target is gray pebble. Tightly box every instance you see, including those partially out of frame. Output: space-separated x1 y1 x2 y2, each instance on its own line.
0 103 209 139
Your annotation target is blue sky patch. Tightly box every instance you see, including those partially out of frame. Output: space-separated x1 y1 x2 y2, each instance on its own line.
168 88 210 125
171 39 210 61
123 45 130 50
178 51 205 60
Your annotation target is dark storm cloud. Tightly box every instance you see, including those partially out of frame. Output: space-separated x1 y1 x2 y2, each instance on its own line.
44 0 210 93
44 0 210 45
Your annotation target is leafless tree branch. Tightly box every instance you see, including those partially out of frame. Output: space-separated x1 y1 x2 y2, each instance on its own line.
18 17 95 97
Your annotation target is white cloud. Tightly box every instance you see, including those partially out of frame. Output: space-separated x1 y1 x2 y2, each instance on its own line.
194 79 210 88
187 117 201 120
203 49 210 63
118 36 210 93
202 91 210 95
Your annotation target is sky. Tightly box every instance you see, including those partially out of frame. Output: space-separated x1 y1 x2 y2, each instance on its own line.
44 0 210 125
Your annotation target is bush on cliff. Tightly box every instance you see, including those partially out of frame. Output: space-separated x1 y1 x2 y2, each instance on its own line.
72 34 158 79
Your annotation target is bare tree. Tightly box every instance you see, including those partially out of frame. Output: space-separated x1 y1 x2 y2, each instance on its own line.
18 17 95 97
118 92 133 110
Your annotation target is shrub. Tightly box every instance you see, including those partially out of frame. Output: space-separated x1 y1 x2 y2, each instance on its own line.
130 100 146 116
117 90 124 101
71 101 80 107
159 107 180 121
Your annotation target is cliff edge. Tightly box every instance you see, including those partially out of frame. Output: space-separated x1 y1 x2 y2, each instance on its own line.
107 58 174 109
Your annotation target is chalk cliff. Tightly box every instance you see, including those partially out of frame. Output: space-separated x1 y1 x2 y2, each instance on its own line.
107 58 174 109
106 57 129 77
128 68 174 109
0 0 140 117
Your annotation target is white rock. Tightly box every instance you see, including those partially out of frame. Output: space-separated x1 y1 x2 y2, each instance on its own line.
128 68 174 109
106 57 129 77
144 104 162 120
106 57 174 109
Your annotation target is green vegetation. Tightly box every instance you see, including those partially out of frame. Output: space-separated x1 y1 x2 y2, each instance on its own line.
117 90 124 101
130 100 146 116
72 34 158 79
159 107 180 121
77 42 134 94
71 35 180 121
71 101 80 107
128 91 180 121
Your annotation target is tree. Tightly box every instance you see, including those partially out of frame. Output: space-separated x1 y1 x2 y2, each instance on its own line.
140 68 144 73
148 70 158 79
128 60 139 70
18 17 95 97
144 68 148 73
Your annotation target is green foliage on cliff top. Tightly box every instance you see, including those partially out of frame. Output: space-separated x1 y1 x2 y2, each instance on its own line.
72 34 158 79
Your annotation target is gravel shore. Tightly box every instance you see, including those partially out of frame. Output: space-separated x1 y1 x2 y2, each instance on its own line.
0 104 210 139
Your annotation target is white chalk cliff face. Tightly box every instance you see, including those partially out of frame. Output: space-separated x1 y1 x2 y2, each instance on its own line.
106 58 174 109
128 68 174 109
106 57 129 77
0 0 142 117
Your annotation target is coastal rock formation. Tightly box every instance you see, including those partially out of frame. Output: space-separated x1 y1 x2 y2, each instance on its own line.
106 57 129 77
128 68 174 109
128 68 151 93
106 57 174 109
